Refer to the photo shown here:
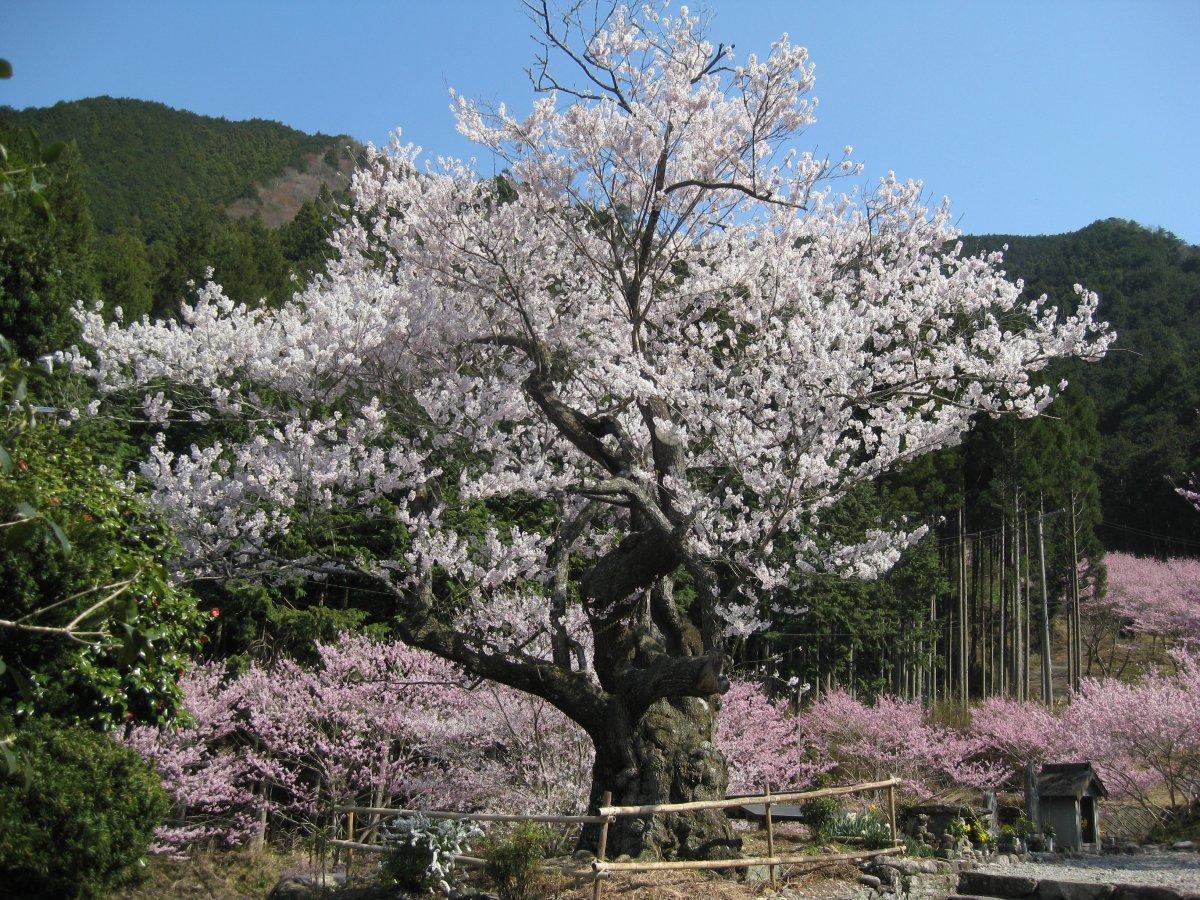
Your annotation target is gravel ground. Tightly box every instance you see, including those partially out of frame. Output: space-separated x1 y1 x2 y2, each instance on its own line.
982 851 1200 891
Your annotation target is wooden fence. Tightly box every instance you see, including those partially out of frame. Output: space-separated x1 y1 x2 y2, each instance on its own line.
331 775 904 897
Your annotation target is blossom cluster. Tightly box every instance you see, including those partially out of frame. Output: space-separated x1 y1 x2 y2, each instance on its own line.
970 653 1200 812
723 653 1200 814
121 633 593 853
794 690 1004 798
1096 552 1200 643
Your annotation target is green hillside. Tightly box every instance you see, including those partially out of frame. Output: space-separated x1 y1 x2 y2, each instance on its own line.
964 220 1200 555
0 96 349 239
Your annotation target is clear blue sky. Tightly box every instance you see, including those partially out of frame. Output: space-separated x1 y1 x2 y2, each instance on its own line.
5 1 1199 241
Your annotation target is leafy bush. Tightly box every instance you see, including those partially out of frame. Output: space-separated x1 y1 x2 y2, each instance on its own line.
826 809 893 850
1 423 203 730
482 822 552 900
903 834 934 857
0 718 168 898
802 796 842 840
969 819 990 846
1014 814 1037 838
379 814 480 894
947 816 968 840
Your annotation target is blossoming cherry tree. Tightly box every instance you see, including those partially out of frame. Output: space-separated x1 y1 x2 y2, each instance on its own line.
75 2 1110 858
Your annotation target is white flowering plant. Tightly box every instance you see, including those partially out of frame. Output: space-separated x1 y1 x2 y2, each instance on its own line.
379 814 482 894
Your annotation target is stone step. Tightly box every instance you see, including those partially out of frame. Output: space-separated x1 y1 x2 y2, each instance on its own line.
958 872 1040 897
956 870 1200 900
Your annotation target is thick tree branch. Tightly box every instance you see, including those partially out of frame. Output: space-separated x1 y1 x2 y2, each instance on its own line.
471 332 638 475
617 648 729 718
348 564 609 732
550 501 601 670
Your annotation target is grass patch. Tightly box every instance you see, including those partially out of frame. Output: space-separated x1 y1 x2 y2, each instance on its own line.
117 847 299 899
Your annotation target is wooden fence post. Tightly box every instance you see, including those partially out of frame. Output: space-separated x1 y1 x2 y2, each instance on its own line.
764 781 777 889
887 779 899 847
346 810 355 877
593 790 612 900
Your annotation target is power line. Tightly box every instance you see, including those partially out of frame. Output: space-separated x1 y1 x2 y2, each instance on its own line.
1097 520 1200 550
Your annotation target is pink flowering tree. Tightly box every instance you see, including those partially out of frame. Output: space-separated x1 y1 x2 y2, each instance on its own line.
716 680 831 794
121 663 262 855
968 696 1061 776
968 656 1200 815
1078 553 1200 677
794 690 1003 799
1104 552 1200 645
1061 655 1200 813
74 3 1109 857
126 634 594 854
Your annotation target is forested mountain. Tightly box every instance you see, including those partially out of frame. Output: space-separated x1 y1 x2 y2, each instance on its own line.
0 99 345 329
965 220 1200 556
0 96 353 239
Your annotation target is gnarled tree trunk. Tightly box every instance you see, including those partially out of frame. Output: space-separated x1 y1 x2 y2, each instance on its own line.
584 694 741 860
572 533 741 859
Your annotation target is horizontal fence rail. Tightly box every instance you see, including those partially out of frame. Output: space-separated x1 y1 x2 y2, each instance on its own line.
593 845 904 873
325 840 595 877
598 776 903 817
331 774 904 898
333 805 607 825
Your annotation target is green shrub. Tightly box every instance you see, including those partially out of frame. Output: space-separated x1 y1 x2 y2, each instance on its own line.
1014 814 1037 838
379 814 480 894
903 834 934 857
823 809 893 850
482 822 552 900
802 796 841 841
0 718 168 898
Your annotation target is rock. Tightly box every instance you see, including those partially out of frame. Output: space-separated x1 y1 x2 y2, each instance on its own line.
267 871 350 898
859 874 883 889
1171 840 1196 851
745 863 782 883
881 859 927 876
268 878 317 900
908 872 961 899
871 864 900 887
1113 886 1194 900
958 871 1040 898
1036 880 1114 899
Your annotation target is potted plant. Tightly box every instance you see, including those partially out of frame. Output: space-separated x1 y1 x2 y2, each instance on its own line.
1041 820 1056 853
